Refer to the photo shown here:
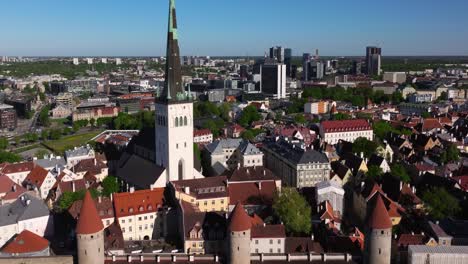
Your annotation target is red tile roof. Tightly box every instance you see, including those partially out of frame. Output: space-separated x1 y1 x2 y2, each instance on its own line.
421 118 443 132
58 179 87 193
113 188 165 218
1 162 34 174
453 176 468 191
251 224 286 238
250 214 264 226
229 203 251 232
397 234 426 247
228 181 276 206
321 119 372 133
76 191 104 234
0 230 49 254
193 129 212 137
367 193 392 229
0 175 25 195
23 166 49 187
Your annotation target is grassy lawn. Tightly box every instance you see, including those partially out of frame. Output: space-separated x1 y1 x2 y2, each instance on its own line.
42 130 103 154
12 143 41 154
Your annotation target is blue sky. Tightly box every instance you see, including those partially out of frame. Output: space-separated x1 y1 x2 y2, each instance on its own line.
1 0 468 56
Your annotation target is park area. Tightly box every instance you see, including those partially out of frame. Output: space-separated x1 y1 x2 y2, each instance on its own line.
42 130 103 154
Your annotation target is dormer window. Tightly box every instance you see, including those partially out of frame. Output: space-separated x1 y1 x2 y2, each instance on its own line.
139 206 144 212
129 207 134 213
148 205 153 210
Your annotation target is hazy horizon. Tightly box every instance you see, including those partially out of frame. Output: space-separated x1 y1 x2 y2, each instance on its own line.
1 0 468 57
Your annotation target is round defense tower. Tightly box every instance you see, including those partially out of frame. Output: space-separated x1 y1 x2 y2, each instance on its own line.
365 193 392 264
228 203 251 264
76 191 105 264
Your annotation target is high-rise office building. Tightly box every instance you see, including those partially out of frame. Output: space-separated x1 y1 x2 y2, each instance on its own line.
239 65 249 79
284 48 292 77
352 60 363 75
311 61 324 80
261 63 286 99
269 46 285 63
302 53 311 81
366 46 382 76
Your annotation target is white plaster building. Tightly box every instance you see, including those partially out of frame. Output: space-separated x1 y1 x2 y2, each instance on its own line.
0 194 53 248
320 119 373 145
65 145 95 167
113 188 166 241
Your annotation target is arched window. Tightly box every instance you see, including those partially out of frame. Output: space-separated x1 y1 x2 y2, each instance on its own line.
184 116 188 126
175 117 179 127
179 117 183 126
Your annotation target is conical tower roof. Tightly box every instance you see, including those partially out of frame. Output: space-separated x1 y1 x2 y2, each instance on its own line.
367 193 392 229
76 191 104 234
159 0 185 102
229 202 251 232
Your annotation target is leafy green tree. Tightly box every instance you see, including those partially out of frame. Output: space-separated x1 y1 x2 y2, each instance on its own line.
0 151 21 163
294 114 306 124
238 105 261 127
333 113 351 120
0 137 9 150
241 130 254 141
219 103 231 121
391 91 404 104
366 165 384 180
49 129 62 140
41 130 49 140
373 121 394 139
440 144 460 164
57 190 87 211
390 164 411 183
62 127 72 135
437 91 448 101
422 187 460 220
352 137 379 158
101 176 119 197
38 105 51 127
89 118 96 127
273 188 311 235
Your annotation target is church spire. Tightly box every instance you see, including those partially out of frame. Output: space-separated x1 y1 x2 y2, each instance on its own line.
160 0 184 103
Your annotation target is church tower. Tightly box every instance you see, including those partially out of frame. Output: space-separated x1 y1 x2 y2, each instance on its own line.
365 193 392 264
228 203 251 264
155 0 194 182
76 191 105 264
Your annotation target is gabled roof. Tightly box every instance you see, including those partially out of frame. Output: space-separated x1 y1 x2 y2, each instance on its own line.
76 191 104 234
251 224 285 238
23 166 49 188
228 203 251 232
113 188 165 218
171 176 227 200
228 166 278 182
0 193 50 227
367 193 392 229
321 119 372 133
1 162 34 174
228 181 276 206
0 230 49 254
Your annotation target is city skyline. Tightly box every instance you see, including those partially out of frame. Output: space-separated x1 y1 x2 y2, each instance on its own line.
1 0 468 57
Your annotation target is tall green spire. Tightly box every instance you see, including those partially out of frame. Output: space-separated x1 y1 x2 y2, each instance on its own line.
160 0 184 103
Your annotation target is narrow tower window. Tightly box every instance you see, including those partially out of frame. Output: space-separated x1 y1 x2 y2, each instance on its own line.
175 117 179 127
184 116 188 126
